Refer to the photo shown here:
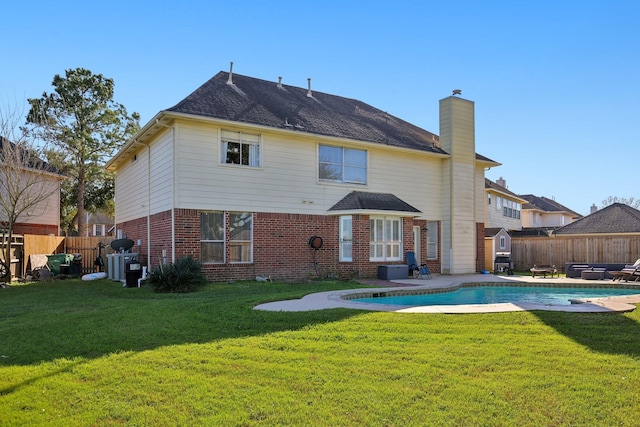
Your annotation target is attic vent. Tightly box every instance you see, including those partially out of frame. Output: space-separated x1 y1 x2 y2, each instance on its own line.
277 76 283 88
227 61 234 84
307 78 313 97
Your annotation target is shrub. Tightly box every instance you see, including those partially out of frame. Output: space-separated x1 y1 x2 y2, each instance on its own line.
147 256 207 293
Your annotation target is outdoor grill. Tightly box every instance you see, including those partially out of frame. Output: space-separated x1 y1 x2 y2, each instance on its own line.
494 252 514 275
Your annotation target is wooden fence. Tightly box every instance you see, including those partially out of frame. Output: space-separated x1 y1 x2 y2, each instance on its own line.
511 235 640 271
22 235 115 276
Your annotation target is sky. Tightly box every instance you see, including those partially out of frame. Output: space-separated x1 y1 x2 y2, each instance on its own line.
2 0 639 216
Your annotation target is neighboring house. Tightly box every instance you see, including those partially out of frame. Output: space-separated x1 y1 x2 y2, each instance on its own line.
520 194 581 228
0 136 62 236
106 70 499 280
86 211 114 237
485 177 526 232
554 203 640 236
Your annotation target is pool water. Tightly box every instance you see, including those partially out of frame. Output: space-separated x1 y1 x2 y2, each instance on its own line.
352 286 640 306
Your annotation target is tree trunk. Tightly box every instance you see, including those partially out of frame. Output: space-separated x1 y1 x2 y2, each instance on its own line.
77 168 85 237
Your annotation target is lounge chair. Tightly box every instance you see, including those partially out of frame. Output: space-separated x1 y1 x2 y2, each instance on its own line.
615 259 640 282
406 251 432 279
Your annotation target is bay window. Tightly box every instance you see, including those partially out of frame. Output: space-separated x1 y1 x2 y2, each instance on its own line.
370 216 402 261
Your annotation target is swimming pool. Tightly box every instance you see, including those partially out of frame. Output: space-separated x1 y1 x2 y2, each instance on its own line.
351 286 640 306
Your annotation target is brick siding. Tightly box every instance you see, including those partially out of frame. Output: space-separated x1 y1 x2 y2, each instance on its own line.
117 209 449 282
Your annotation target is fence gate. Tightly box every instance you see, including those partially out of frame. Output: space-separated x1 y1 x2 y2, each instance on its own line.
64 237 115 275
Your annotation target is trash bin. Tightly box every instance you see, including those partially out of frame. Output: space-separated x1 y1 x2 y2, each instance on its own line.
46 254 75 275
125 260 142 288
71 253 83 275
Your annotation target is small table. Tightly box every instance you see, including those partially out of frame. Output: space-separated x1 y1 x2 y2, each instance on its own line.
581 270 605 280
530 267 557 278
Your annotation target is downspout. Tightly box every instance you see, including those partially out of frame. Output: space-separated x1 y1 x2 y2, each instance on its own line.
146 144 151 268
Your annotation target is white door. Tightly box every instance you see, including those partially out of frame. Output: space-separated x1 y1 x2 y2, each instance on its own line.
413 226 421 265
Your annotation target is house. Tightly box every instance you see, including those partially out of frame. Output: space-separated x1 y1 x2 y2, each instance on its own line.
484 177 526 232
86 211 114 237
106 69 499 280
0 136 62 236
520 194 581 229
554 203 640 236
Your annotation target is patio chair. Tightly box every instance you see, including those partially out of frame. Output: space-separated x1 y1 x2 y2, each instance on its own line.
406 251 432 279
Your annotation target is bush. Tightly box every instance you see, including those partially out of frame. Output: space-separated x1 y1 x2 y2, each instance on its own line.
147 256 207 293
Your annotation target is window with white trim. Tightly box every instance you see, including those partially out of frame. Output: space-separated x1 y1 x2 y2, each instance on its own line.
201 211 225 263
500 235 506 250
222 130 261 167
339 215 353 262
93 224 105 237
228 212 253 263
426 221 438 260
319 144 367 184
369 217 402 261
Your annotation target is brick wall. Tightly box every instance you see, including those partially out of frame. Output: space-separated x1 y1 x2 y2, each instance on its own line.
117 209 444 281
476 222 485 272
13 223 58 236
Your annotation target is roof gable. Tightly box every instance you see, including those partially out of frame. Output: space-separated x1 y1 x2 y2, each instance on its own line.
554 203 640 234
167 71 446 154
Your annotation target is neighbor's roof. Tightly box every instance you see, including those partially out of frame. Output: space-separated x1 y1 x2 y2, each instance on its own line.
0 136 64 177
554 203 640 234
484 178 527 202
329 191 421 214
519 194 581 218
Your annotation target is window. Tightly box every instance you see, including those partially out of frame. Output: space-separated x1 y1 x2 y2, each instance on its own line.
487 194 491 205
496 196 502 211
502 200 521 219
201 211 225 263
93 224 105 237
222 130 261 167
340 216 352 262
319 144 367 184
426 221 438 260
370 217 402 261
500 235 506 250
228 212 253 263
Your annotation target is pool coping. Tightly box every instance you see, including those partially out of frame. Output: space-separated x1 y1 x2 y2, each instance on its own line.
253 274 640 313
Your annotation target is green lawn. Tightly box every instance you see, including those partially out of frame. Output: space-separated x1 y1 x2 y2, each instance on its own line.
1 278 640 426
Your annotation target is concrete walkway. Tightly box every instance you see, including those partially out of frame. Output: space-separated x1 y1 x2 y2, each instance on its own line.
253 274 640 314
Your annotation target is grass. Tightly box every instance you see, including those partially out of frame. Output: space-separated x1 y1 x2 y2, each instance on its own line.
1 278 640 426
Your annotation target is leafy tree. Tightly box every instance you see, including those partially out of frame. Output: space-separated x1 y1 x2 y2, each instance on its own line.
0 104 61 284
26 68 139 236
601 196 640 210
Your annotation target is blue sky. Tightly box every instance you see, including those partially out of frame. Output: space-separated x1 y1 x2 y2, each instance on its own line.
3 0 639 216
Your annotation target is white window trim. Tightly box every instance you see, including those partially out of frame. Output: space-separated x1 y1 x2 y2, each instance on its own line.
369 216 402 262
426 221 438 260
200 211 225 264
228 212 253 264
339 215 353 262
318 144 368 185
220 130 262 168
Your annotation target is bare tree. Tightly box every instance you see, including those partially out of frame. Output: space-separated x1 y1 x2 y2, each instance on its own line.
0 103 62 285
601 196 640 210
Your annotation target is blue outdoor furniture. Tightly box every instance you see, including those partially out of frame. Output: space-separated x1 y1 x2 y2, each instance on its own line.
406 251 432 279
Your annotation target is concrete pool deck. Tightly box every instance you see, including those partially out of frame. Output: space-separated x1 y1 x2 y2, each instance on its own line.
253 273 640 314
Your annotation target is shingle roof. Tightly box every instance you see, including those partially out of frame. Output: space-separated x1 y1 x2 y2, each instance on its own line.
554 203 640 234
329 191 421 213
484 178 523 200
0 136 63 175
167 71 488 157
519 194 580 217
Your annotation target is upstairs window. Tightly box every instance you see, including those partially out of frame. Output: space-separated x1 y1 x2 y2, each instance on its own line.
222 130 261 167
319 145 367 184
